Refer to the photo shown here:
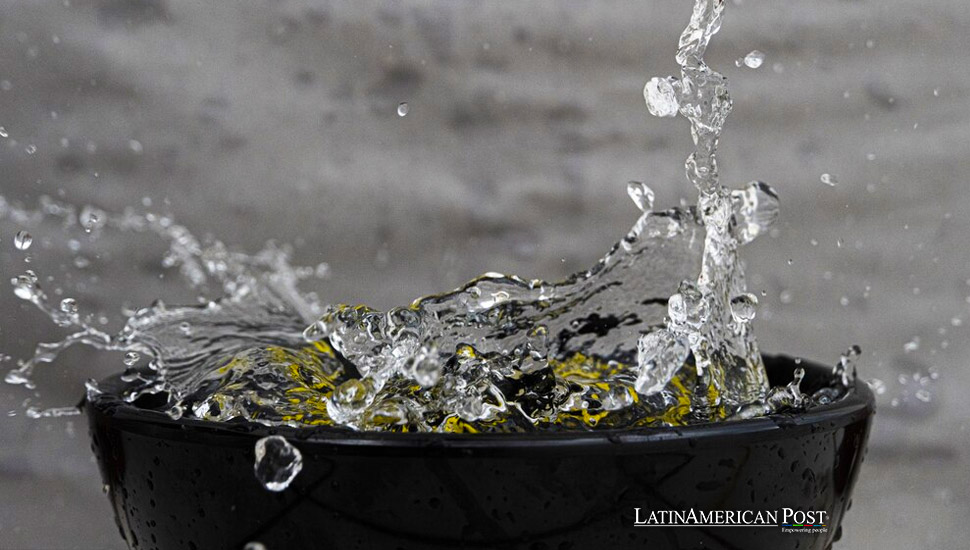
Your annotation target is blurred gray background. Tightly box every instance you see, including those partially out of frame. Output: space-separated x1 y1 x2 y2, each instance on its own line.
1 0 968 548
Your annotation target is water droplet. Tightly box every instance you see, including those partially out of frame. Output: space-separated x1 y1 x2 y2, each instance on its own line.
903 336 920 353
59 298 77 314
243 543 267 550
332 378 370 409
730 293 758 323
0 127 8 138
254 435 303 492
731 181 780 245
123 351 141 366
626 181 655 212
779 290 793 304
128 139 143 154
25 144 36 155
14 230 32 251
79 206 102 233
12 273 39 301
302 320 326 342
736 50 765 69
397 102 409 117
820 173 839 186
408 352 442 388
643 76 680 118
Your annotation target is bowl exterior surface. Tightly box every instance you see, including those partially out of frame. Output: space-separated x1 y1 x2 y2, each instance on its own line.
87 357 873 550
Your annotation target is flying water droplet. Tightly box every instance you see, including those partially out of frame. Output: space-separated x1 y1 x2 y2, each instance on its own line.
254 435 303 492
643 77 680 118
736 50 765 69
832 345 861 388
14 230 32 251
626 181 655 212
80 207 102 233
731 181 779 245
11 271 39 301
866 378 886 395
59 298 77 314
820 173 839 187
903 336 920 353
397 102 409 117
779 290 793 304
730 293 758 323
123 351 140 366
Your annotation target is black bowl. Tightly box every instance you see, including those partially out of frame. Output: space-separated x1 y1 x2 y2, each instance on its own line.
86 355 874 550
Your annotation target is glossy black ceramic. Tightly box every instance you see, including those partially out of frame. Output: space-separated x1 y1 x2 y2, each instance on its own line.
86 355 874 550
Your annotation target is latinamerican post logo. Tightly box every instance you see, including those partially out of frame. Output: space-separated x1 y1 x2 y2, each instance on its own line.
633 508 829 534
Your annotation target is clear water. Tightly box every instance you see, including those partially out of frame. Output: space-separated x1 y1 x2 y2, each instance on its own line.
1 0 853 432
253 435 303 491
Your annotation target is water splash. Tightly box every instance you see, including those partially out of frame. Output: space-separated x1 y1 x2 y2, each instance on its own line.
637 0 772 418
1 0 854 431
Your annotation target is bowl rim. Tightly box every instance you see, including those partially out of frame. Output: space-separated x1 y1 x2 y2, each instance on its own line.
86 354 874 454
